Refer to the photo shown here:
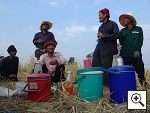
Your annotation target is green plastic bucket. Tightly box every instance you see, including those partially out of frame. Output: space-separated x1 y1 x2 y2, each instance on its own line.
77 67 103 101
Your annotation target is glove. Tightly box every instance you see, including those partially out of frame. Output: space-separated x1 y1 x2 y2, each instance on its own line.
133 51 140 58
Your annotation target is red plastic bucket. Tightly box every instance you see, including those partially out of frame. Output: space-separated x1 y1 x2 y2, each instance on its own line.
26 73 51 102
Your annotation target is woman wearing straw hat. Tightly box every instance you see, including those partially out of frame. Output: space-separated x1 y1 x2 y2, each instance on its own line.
119 14 147 87
33 21 57 60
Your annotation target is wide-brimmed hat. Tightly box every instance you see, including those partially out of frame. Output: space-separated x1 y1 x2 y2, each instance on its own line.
119 14 136 27
40 21 53 29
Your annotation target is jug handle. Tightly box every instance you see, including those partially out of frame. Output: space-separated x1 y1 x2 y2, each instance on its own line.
23 83 40 92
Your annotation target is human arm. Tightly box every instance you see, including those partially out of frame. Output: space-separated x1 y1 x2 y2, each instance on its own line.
55 52 66 65
133 27 144 58
14 57 19 75
99 22 119 41
33 33 42 48
137 27 144 51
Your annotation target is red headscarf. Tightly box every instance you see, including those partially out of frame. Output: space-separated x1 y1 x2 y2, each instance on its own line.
43 40 57 49
99 8 110 18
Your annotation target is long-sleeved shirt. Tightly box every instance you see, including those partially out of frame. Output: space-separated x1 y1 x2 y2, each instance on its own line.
0 56 19 77
33 32 56 49
39 52 66 76
119 26 143 57
98 20 119 56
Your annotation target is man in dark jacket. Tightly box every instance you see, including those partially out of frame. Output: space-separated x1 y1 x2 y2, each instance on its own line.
92 8 119 85
33 21 57 60
119 14 146 87
0 45 19 81
0 55 4 79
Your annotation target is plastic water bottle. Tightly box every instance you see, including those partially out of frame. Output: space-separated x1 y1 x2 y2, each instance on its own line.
66 71 72 81
116 56 123 66
33 61 43 73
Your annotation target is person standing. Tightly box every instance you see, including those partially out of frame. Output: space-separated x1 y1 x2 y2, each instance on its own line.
0 45 19 81
33 21 57 60
92 8 119 85
119 14 147 87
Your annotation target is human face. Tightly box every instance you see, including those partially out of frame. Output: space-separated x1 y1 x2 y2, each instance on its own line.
46 45 55 54
123 18 130 27
41 24 49 32
99 12 107 22
9 51 17 57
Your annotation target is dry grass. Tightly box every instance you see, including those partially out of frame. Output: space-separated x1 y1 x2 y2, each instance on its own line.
0 62 150 113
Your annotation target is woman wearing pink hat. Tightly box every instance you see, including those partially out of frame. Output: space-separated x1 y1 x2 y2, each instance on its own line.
39 40 66 83
92 8 119 86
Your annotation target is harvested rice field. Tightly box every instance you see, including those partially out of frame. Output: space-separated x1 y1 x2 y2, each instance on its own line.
0 69 150 113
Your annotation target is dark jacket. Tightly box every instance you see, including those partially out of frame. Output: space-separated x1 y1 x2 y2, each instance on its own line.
0 56 19 78
0 56 4 75
33 32 56 49
119 26 143 57
98 20 119 56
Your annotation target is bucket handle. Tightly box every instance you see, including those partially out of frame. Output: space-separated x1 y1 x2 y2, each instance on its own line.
97 67 121 74
73 76 86 84
108 69 121 74
74 67 107 84
23 83 40 92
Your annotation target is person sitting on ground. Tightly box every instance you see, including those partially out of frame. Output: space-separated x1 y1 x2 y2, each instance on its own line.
0 45 19 81
33 21 57 60
39 40 66 83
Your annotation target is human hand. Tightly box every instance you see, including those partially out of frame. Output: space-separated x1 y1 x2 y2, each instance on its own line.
49 59 58 65
97 32 106 38
133 51 140 58
41 49 46 53
9 74 16 78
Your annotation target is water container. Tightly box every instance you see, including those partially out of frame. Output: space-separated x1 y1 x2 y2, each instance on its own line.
83 57 92 68
77 67 103 101
26 73 51 102
108 65 136 103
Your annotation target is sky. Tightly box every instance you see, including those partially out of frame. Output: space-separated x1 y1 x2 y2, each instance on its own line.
0 0 150 67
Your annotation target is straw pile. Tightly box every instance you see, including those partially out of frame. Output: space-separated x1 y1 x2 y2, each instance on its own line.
0 70 150 113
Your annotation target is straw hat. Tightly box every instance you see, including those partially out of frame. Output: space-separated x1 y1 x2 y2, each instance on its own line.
119 14 136 27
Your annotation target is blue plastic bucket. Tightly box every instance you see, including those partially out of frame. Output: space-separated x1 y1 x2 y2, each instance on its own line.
77 67 103 101
108 65 136 103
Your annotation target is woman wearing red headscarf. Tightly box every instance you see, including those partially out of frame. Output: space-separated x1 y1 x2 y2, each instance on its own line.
39 40 66 83
92 8 119 86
